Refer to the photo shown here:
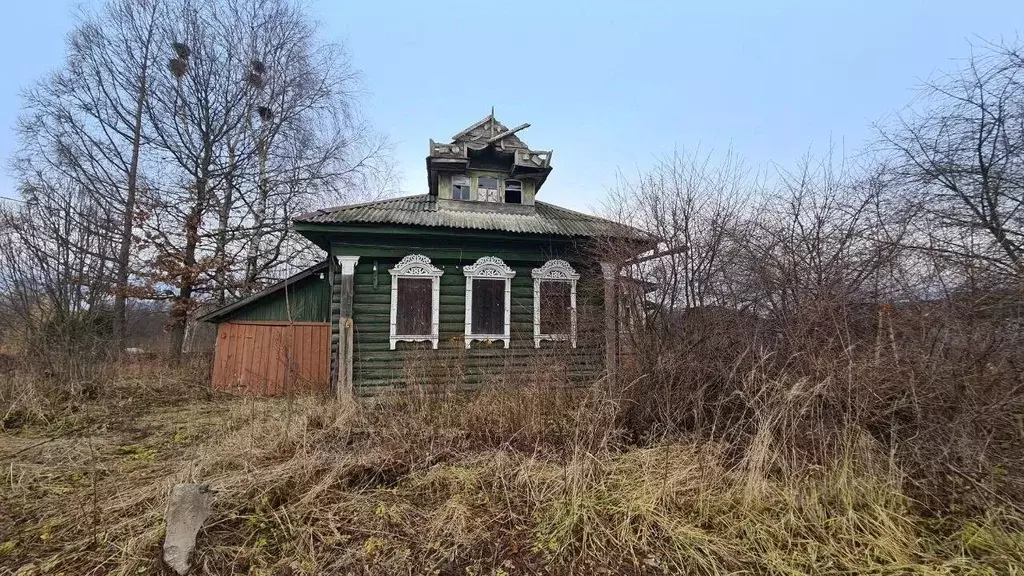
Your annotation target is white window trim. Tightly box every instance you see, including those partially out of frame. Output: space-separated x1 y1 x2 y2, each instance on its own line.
463 256 515 349
389 255 443 350
532 259 579 348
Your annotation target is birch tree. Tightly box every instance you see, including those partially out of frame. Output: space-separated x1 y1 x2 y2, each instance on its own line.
15 0 163 347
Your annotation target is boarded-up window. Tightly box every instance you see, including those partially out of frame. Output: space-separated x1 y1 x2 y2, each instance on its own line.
539 281 571 335
396 277 431 335
471 278 505 334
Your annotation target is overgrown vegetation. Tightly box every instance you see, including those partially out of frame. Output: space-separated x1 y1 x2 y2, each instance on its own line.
1 344 1023 574
1 4 1024 574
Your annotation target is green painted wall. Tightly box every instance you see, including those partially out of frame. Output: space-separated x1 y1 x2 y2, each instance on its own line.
329 235 606 396
347 255 605 396
217 231 610 396
224 274 332 323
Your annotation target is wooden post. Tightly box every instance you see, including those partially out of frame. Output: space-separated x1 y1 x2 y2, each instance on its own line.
600 261 619 386
332 255 359 397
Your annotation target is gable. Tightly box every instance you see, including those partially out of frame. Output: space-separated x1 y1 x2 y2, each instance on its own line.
198 263 331 324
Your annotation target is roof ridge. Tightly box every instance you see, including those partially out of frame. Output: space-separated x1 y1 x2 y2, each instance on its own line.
534 200 608 221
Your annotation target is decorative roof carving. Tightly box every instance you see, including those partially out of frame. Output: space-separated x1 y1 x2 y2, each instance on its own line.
428 112 553 171
451 114 527 149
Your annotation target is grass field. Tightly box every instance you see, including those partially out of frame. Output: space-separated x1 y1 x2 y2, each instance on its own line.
2 362 1023 575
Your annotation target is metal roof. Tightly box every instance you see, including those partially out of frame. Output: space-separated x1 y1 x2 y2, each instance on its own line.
293 194 650 241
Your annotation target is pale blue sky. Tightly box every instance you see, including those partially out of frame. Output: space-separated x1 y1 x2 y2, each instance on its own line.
1 1 1020 211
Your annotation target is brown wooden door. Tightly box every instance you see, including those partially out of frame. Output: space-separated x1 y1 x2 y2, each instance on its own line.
212 321 330 395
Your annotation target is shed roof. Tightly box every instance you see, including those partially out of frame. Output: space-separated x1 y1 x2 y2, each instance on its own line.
293 194 650 241
197 261 327 323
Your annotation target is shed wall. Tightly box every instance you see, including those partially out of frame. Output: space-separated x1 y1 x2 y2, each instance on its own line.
212 321 330 395
224 274 331 323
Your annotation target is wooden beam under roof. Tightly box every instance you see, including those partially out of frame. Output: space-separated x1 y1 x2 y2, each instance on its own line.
486 123 530 144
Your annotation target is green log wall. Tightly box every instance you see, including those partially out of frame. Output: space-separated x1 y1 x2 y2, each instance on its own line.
329 233 606 396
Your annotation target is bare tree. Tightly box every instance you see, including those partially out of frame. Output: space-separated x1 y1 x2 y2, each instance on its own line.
15 0 163 347
880 40 1024 281
735 152 906 322
140 0 389 360
0 177 118 376
604 148 749 312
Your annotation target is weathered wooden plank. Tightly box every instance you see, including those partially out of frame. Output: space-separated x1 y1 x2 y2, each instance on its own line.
227 326 239 387
212 327 226 388
297 324 309 388
319 323 328 388
260 324 275 395
208 322 330 396
268 327 281 395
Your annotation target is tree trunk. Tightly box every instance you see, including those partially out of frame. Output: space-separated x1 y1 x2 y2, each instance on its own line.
168 146 211 362
214 143 237 305
167 198 203 362
244 137 270 289
112 56 150 350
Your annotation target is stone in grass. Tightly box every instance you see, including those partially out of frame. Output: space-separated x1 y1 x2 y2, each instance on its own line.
163 483 213 575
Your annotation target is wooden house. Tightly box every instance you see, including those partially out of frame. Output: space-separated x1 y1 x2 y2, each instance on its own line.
200 114 652 397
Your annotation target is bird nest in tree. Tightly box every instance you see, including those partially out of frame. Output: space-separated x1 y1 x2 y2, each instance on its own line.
169 58 188 78
246 71 266 90
172 42 191 60
257 106 274 122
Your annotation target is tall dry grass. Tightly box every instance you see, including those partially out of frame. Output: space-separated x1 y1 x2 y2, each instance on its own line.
3 291 1024 574
3 351 1023 574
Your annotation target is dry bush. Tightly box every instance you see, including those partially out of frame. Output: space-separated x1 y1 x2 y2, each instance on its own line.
0 355 212 430
613 291 1024 521
5 384 1023 575
600 142 1024 522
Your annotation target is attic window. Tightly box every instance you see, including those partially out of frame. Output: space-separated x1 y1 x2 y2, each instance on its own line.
504 180 522 204
452 175 471 200
389 255 443 349
477 176 501 202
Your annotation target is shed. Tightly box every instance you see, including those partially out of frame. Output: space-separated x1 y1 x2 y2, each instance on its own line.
198 261 332 395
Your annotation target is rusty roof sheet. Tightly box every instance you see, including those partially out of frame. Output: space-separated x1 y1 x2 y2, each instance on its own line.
294 194 649 240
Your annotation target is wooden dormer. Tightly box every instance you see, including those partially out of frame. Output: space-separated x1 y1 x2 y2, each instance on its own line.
427 112 553 205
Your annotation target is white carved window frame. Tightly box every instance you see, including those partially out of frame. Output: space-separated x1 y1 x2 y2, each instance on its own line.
532 259 580 348
463 256 516 349
389 255 443 350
